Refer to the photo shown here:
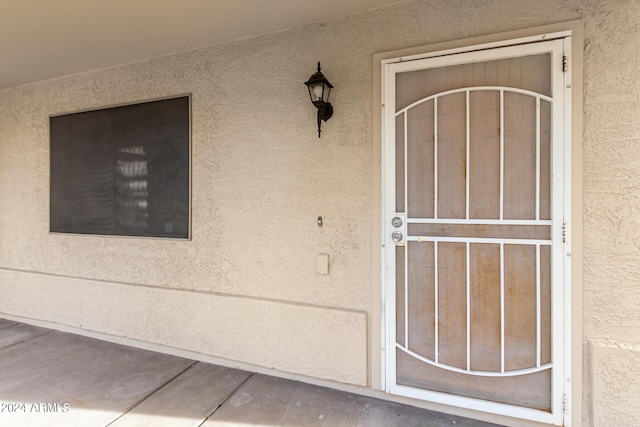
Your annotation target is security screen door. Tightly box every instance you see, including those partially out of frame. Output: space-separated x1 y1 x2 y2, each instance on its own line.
383 39 568 425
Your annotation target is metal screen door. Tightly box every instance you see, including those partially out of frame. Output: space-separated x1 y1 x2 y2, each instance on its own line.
383 39 568 425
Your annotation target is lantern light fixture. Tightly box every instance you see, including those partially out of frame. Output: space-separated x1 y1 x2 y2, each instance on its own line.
304 62 334 138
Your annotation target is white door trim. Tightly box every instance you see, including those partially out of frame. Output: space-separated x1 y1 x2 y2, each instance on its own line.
380 36 572 426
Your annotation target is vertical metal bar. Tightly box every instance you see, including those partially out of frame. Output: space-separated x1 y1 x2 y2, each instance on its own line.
404 111 409 348
562 45 573 427
498 91 506 372
500 90 504 220
466 241 471 371
536 96 541 221
500 242 505 373
434 241 439 363
536 243 541 368
434 98 438 219
405 244 409 348
383 63 398 392
382 64 391 392
404 112 408 216
466 90 470 220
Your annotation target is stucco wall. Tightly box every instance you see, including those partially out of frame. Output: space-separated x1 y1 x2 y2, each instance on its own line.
1 0 639 425
581 1 640 425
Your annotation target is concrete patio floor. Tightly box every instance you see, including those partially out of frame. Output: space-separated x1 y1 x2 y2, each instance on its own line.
0 318 503 427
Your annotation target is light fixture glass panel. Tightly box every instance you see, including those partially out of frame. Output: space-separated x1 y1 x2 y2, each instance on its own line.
312 84 323 101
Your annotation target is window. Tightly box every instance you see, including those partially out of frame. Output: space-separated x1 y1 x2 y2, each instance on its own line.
50 95 190 238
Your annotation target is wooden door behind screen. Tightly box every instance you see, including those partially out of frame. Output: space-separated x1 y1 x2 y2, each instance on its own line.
384 40 566 421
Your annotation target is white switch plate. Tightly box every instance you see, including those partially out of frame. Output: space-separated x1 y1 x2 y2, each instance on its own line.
317 254 329 275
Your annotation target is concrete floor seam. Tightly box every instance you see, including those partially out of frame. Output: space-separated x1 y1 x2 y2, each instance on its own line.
104 360 199 427
0 327 53 351
198 371 255 427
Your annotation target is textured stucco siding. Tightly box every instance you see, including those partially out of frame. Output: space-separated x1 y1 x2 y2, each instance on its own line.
0 269 366 385
1 0 640 425
589 340 640 427
581 1 640 425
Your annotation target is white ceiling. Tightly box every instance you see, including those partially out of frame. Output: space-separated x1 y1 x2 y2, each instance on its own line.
0 0 406 90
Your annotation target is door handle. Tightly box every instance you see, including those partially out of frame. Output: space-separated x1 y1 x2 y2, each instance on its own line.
391 231 403 242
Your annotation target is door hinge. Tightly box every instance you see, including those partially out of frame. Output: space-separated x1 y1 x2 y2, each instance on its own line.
562 222 568 243
563 393 569 415
562 53 568 72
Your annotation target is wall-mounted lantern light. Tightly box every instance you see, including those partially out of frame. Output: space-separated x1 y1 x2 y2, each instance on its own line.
304 62 333 138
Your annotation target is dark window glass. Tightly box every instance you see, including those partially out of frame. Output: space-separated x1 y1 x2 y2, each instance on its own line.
50 96 190 238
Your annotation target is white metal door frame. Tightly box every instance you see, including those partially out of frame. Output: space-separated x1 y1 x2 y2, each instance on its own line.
381 37 572 426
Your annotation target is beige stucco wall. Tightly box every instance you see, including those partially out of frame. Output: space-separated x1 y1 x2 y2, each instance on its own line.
1 0 639 425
